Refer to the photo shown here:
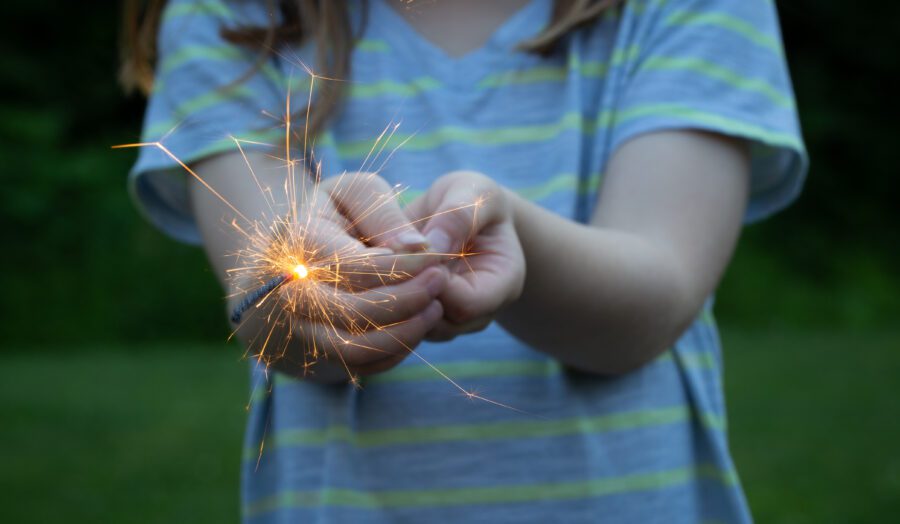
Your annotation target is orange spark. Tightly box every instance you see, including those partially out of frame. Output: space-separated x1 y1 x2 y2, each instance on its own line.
114 58 532 454
292 263 309 279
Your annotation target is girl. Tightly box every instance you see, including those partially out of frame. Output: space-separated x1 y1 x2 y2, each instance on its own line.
123 0 806 521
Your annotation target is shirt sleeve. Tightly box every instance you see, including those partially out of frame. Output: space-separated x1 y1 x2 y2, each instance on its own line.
609 0 807 222
129 0 286 244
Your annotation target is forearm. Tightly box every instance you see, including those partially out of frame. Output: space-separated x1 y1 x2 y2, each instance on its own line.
498 194 696 374
186 152 347 381
498 131 749 375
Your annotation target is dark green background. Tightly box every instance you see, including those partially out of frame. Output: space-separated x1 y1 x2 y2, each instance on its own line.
2 1 898 522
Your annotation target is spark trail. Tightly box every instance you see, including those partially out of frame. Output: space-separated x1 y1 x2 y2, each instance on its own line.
114 62 528 420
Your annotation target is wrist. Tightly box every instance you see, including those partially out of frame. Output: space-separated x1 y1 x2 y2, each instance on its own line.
504 188 530 246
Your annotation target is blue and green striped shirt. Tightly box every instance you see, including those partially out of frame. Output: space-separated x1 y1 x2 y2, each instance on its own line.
132 0 806 522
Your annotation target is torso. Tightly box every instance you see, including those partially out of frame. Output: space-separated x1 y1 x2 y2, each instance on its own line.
136 1 802 519
242 1 749 521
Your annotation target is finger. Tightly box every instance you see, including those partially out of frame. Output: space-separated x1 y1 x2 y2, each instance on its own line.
293 299 444 368
287 207 437 290
402 192 429 225
286 265 448 331
320 172 429 253
439 269 514 325
286 249 439 292
296 214 371 262
419 172 507 256
335 249 442 288
286 222 399 290
424 314 494 342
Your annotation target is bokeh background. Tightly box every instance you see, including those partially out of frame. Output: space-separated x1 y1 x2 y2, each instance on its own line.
2 1 898 522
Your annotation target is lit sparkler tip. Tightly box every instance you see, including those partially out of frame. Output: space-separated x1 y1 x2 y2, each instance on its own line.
115 68 529 421
292 263 309 279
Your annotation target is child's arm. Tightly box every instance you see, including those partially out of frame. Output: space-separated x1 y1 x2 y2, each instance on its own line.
410 129 749 375
501 130 749 374
188 152 448 382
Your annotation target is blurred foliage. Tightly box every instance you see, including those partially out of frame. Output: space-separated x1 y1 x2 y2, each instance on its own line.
716 0 900 330
1 0 897 346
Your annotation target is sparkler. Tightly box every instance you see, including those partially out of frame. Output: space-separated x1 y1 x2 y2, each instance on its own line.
230 273 292 324
114 60 525 418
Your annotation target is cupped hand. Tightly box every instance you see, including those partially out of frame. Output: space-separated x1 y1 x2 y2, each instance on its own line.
404 171 525 341
250 172 448 379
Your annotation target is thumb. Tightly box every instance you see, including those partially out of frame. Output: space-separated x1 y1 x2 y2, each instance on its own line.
291 218 395 289
421 172 504 255
320 172 428 253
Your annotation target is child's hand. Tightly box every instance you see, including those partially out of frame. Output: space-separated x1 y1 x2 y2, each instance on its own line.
315 172 434 267
404 171 525 341
272 173 447 378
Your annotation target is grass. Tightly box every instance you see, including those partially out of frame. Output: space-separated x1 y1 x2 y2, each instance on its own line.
721 329 900 523
1 330 898 523
0 344 248 523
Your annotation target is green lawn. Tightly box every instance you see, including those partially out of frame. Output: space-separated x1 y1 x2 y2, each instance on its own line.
721 329 900 523
1 330 898 522
0 345 248 523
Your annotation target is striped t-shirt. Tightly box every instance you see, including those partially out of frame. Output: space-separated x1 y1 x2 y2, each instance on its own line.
132 0 807 522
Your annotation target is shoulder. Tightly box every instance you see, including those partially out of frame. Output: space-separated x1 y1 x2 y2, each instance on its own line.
618 0 784 38
158 0 273 52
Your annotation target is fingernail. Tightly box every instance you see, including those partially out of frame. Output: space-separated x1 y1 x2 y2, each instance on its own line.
396 230 428 251
422 300 443 323
425 229 452 255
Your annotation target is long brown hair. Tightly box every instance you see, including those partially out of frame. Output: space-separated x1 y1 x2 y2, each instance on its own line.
121 0 622 139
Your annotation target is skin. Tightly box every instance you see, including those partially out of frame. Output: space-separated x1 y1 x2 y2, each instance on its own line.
408 130 749 374
189 158 449 382
189 2 749 379
386 0 531 57
191 129 748 379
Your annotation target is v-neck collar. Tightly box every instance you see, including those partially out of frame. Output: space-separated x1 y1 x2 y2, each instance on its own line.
369 0 551 86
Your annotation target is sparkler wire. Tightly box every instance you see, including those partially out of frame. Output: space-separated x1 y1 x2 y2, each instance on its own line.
114 69 531 417
231 274 292 324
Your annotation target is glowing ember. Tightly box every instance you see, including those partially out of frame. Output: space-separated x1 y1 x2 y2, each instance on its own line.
113 59 524 424
292 263 309 279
